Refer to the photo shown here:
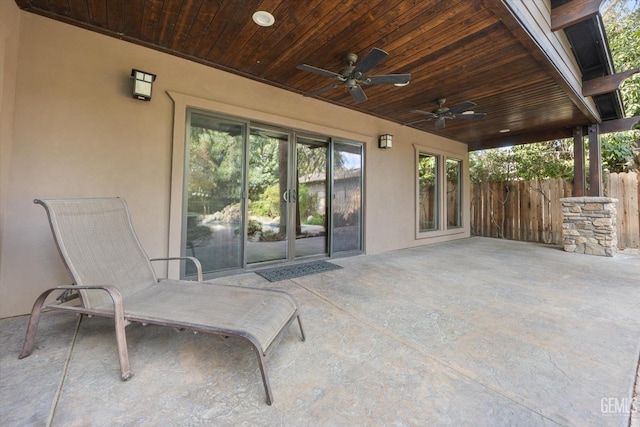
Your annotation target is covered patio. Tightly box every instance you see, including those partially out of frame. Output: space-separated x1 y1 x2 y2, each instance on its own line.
2 237 639 426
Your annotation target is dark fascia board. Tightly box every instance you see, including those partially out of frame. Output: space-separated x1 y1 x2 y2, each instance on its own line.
552 1 625 120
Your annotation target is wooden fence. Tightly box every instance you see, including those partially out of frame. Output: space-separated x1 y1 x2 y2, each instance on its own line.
471 173 640 248
607 171 640 249
471 179 572 244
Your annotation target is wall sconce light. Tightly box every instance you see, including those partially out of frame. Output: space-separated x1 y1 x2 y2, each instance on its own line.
131 69 156 101
378 134 393 149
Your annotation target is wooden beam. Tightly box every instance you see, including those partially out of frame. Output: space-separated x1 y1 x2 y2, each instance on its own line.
551 0 604 31
600 116 640 133
467 128 574 151
588 124 603 196
468 116 640 151
573 127 586 197
583 68 640 96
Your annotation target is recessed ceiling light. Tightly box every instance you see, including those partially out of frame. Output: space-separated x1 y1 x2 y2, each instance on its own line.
394 82 410 87
499 128 511 133
252 11 275 27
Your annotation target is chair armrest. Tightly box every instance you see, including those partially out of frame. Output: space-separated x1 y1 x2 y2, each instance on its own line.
49 284 125 309
149 257 203 281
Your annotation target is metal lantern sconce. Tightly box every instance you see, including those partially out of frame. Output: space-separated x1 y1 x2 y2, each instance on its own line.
131 69 156 101
378 134 393 149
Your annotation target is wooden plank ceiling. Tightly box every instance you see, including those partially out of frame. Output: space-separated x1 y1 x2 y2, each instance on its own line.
15 0 600 150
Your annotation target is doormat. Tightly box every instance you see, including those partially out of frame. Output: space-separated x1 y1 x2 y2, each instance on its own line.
255 261 342 282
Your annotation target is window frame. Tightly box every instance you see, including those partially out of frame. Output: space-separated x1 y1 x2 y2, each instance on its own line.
445 157 463 230
414 144 467 240
167 91 369 279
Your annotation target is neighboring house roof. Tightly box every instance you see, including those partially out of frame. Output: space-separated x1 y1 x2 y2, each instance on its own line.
15 0 634 150
299 169 362 184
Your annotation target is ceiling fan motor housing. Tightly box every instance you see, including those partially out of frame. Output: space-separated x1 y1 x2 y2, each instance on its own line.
340 65 355 78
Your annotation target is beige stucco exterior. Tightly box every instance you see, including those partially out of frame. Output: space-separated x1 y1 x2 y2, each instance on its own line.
0 3 469 318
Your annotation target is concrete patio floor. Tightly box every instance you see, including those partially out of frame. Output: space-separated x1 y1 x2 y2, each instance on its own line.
1 237 639 426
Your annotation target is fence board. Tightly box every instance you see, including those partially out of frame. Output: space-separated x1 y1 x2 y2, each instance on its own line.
608 172 639 249
471 174 639 248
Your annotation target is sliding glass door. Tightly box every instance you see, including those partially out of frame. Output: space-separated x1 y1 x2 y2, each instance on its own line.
183 110 362 277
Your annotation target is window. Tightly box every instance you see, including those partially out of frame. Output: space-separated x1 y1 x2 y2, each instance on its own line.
418 153 439 232
446 158 462 229
415 146 466 238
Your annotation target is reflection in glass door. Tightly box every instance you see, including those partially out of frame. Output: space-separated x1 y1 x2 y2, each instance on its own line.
184 112 245 275
332 141 363 253
246 131 329 263
246 127 289 264
295 136 329 258
183 112 363 276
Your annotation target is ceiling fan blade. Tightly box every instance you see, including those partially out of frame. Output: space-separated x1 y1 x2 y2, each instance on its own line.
451 112 487 120
448 101 477 114
411 109 438 119
364 74 411 85
304 83 341 98
297 64 344 80
348 85 368 103
352 48 388 76
404 119 430 126
435 117 446 130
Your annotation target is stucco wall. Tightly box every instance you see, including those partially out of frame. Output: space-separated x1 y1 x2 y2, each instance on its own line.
0 11 469 318
0 1 22 318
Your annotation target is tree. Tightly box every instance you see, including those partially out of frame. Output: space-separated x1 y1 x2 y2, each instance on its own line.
601 0 640 172
469 148 516 183
188 127 243 214
511 140 574 181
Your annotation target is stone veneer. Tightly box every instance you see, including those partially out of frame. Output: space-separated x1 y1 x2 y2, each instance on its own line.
560 197 618 257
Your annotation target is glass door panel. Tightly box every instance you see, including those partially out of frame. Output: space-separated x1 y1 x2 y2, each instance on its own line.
332 141 363 253
185 112 245 275
295 136 328 258
446 158 462 229
246 127 289 264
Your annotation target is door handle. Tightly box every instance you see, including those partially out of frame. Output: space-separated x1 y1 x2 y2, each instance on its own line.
283 190 297 202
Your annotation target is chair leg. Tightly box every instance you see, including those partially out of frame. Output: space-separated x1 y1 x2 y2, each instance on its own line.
297 314 306 342
18 289 54 359
19 286 133 381
106 287 133 381
114 316 133 381
250 344 274 405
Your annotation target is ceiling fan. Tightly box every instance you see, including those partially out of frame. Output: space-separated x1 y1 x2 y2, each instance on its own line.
409 98 487 130
296 48 411 104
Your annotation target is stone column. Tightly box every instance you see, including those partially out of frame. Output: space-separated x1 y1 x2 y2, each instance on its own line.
560 197 618 257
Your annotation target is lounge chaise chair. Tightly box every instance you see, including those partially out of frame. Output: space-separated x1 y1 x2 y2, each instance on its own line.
19 197 305 405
